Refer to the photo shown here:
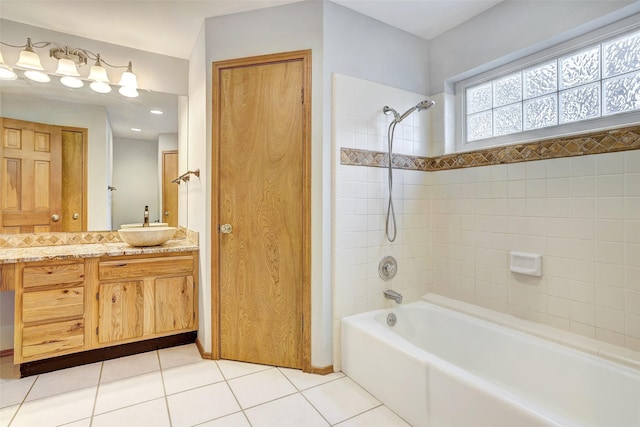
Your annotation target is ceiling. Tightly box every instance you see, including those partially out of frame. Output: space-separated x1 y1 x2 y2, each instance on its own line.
0 0 504 59
0 0 503 140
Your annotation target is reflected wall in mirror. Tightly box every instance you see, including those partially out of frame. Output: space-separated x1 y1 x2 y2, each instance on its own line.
1 79 181 231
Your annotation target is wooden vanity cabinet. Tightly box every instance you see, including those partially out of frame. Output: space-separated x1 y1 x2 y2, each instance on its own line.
13 250 198 365
92 252 198 348
14 259 90 364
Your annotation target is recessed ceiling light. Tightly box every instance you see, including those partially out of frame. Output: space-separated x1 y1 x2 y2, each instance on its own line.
150 109 163 115
131 128 142 132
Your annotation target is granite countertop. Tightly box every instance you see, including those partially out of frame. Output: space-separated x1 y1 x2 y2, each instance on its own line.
0 239 199 264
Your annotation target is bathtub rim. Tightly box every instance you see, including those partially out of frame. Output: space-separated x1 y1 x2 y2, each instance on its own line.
422 293 640 372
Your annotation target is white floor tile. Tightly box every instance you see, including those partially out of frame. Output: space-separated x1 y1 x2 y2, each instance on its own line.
0 404 19 427
26 362 101 402
335 406 411 427
245 394 329 427
0 375 36 408
216 358 272 379
158 343 202 369
58 418 91 426
10 386 96 427
162 359 224 395
92 397 170 427
198 412 251 427
279 367 344 390
227 368 297 408
101 350 160 383
167 382 240 427
94 371 164 415
303 377 381 424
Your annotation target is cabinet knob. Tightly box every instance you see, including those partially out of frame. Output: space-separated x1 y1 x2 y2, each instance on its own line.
220 224 233 234
72 213 80 220
51 214 60 222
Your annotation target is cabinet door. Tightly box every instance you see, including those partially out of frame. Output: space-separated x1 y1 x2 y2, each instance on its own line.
98 281 143 344
155 276 194 333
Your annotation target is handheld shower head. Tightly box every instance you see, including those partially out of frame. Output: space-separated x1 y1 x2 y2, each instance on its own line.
396 99 435 123
416 99 436 111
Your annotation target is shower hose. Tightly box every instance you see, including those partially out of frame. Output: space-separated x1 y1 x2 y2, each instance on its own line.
385 120 399 242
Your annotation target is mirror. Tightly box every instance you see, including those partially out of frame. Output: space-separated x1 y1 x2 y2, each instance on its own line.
1 74 183 231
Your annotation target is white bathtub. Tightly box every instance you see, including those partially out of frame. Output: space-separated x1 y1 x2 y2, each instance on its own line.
341 298 640 427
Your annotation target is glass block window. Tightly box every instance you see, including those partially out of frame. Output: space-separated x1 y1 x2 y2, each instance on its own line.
465 29 640 143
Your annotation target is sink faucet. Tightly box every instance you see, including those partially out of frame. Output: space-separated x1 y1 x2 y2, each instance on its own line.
143 205 150 227
384 289 403 304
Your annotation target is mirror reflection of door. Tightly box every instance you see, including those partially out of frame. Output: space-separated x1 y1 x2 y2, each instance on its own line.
162 150 178 227
1 118 86 233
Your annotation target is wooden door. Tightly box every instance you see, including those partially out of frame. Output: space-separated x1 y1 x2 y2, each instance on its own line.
1 118 62 233
61 128 87 232
162 150 179 227
213 51 311 369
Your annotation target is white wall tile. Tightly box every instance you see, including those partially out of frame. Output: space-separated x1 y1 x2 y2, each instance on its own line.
333 74 640 363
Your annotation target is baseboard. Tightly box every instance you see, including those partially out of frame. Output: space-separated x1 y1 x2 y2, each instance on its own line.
0 349 14 358
20 331 197 377
195 337 212 359
307 365 334 375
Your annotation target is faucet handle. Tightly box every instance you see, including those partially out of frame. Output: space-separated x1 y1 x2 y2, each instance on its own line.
378 256 397 280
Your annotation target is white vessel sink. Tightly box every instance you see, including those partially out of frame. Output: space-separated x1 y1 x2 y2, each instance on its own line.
120 222 168 229
118 226 177 247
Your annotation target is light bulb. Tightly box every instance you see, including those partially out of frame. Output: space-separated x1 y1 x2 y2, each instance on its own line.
60 76 84 88
119 86 138 98
0 51 17 80
55 58 81 76
16 49 44 70
24 70 50 82
90 80 112 93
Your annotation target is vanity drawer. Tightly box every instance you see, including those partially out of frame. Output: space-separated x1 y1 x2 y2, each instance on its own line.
99 255 194 281
23 262 85 288
21 319 84 359
22 286 84 323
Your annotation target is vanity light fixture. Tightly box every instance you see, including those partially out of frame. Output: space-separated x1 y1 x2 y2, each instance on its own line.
0 38 139 97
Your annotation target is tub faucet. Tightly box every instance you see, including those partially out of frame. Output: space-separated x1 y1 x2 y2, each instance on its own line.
384 289 403 304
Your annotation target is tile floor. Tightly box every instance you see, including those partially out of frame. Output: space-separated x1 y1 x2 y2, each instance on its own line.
0 344 411 427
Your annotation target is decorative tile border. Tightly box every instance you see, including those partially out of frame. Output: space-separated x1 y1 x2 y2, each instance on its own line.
340 148 429 171
340 125 640 171
0 226 190 249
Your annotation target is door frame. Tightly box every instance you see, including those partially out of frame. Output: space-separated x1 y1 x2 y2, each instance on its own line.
211 50 312 371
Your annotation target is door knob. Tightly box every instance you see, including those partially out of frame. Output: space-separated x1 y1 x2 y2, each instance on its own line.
220 224 233 234
51 214 60 222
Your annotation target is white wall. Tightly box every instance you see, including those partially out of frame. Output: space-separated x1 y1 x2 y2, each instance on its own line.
199 0 327 364
332 74 432 369
428 0 636 94
1 93 113 231
188 25 209 351
111 138 159 228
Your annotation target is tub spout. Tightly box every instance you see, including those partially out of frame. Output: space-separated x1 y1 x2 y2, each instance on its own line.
384 289 403 304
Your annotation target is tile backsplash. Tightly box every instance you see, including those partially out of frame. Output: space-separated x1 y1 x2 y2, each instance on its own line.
430 152 640 352
332 73 640 369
